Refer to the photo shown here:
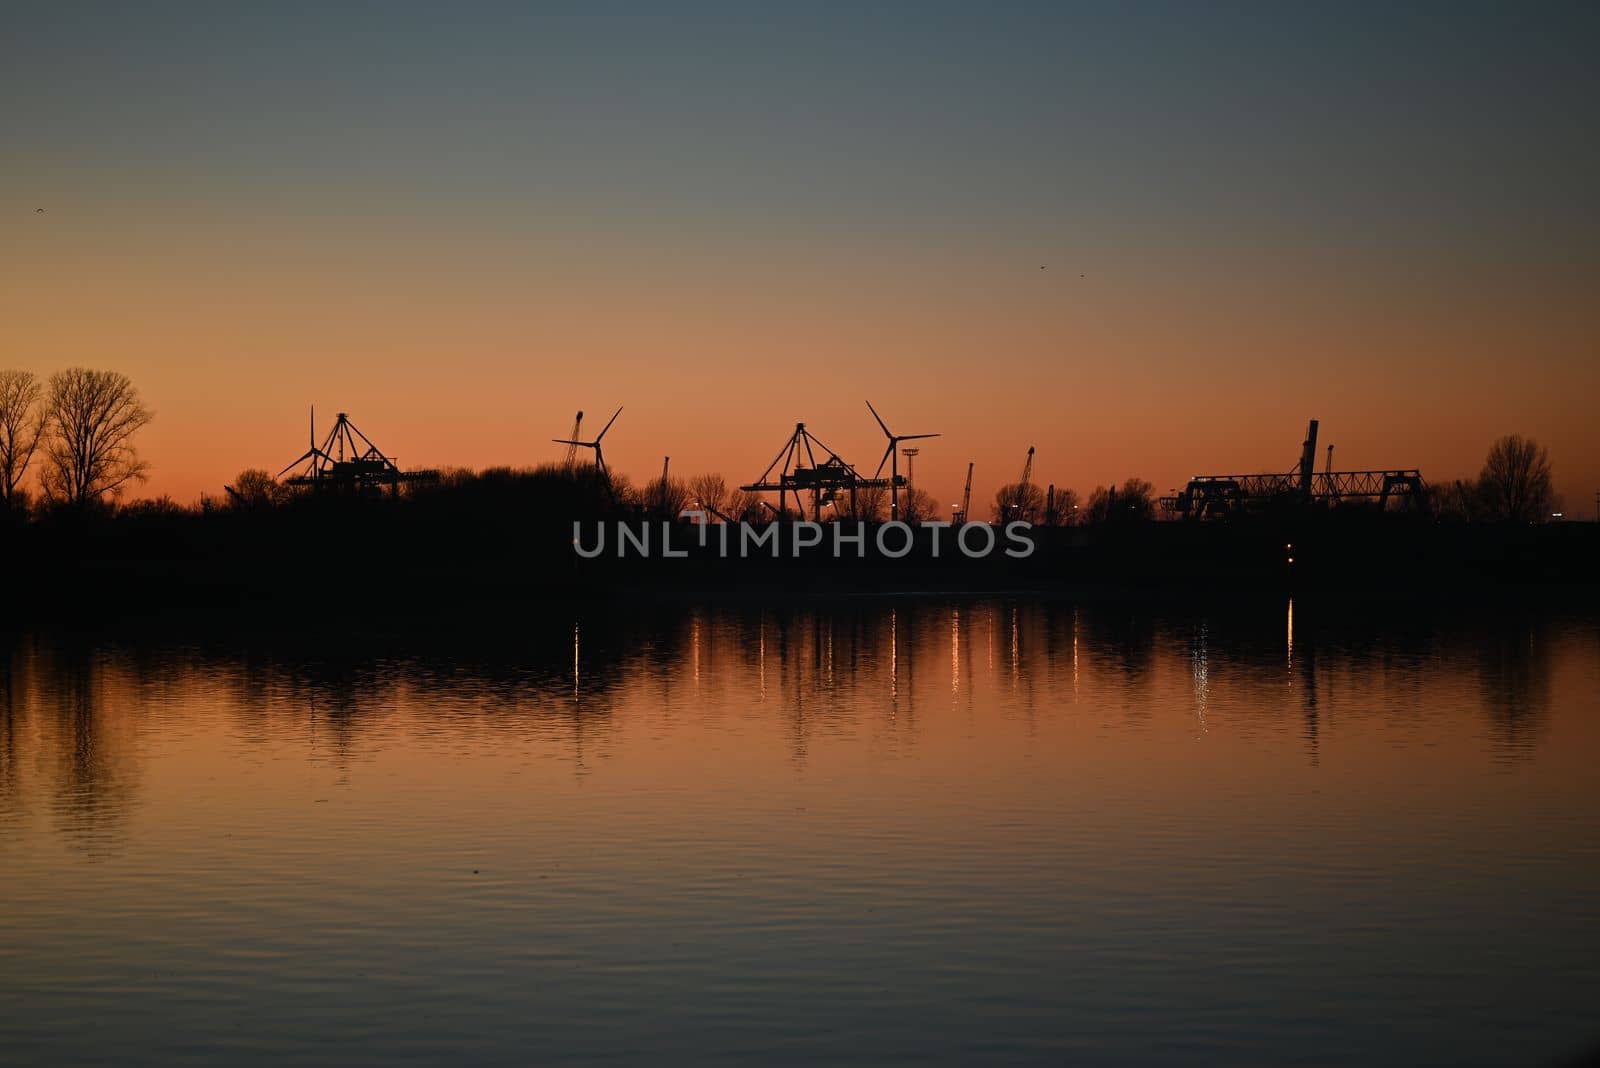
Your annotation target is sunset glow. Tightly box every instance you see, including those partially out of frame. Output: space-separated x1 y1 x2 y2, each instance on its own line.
4 5 1595 511
7 7 1600 1066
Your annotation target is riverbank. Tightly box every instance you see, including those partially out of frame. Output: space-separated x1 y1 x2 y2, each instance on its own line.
8 505 1597 625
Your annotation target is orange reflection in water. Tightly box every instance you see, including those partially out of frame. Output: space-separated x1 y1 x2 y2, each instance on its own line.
1 600 1598 1065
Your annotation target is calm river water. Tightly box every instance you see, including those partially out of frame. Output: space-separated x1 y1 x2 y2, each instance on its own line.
1 598 1597 1065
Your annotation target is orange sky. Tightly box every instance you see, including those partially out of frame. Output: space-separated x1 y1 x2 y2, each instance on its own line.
3 7 1596 515
4 201 1595 515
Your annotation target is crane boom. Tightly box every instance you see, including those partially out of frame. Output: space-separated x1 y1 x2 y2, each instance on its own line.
563 411 583 467
960 462 973 522
1020 446 1035 487
1297 419 1319 501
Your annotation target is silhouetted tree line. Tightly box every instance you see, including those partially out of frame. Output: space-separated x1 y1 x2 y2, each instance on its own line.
1431 434 1559 523
1 367 1569 536
1 368 153 513
992 479 1149 525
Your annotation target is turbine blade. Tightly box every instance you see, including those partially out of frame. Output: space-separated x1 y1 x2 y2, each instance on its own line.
597 406 623 441
865 400 891 438
278 449 317 477
901 433 941 440
873 442 894 479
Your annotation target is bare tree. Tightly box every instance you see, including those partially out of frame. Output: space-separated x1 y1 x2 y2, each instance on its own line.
1478 434 1553 522
39 369 154 506
607 472 640 510
121 494 185 518
992 482 1044 523
0 370 46 507
1430 478 1482 523
831 483 886 522
688 473 729 518
1041 486 1080 526
643 473 691 519
855 484 888 522
901 487 941 523
1086 479 1156 523
227 468 288 508
725 489 765 523
1117 478 1156 521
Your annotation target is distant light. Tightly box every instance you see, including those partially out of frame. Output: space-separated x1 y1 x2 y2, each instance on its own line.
1552 512 1564 519
1287 557 1295 564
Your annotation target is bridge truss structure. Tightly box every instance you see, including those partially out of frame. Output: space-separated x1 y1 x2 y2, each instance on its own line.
1160 419 1427 519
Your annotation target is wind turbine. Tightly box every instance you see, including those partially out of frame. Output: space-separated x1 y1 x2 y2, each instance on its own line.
277 405 331 479
553 406 622 477
866 400 939 520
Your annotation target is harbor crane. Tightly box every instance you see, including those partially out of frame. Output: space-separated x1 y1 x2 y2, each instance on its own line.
276 408 439 495
741 422 895 521
1162 419 1427 518
953 462 974 523
553 406 623 479
561 411 584 469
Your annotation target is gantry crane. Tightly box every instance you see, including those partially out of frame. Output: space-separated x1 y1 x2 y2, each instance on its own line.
276 408 439 495
1162 419 1427 518
741 422 894 521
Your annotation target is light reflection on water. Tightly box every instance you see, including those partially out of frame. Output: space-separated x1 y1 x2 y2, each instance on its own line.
0 598 1597 1066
